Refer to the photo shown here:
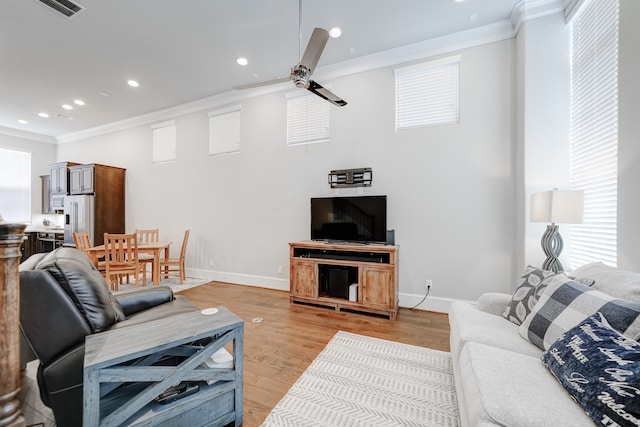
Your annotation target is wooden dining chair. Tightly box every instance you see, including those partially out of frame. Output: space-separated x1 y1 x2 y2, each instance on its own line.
160 229 190 284
135 228 159 274
103 232 146 291
73 231 106 276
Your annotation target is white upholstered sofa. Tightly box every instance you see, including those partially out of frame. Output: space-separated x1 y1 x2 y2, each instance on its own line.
449 262 640 426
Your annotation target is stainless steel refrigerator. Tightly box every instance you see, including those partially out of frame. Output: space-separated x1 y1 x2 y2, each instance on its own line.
64 195 95 246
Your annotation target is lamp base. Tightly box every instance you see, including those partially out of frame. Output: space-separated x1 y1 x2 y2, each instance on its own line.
541 224 564 273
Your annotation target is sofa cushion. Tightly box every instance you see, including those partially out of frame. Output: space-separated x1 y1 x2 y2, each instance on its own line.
109 295 198 329
502 266 556 325
542 312 640 427
29 248 125 329
450 301 542 360
571 261 640 303
519 274 640 350
458 342 593 427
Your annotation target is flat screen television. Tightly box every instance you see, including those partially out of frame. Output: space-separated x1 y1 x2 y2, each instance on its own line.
310 195 387 244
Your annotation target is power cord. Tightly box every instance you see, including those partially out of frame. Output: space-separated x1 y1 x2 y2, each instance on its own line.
410 285 431 310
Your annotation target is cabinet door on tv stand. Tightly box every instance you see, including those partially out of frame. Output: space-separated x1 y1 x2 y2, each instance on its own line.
291 260 316 298
361 267 393 308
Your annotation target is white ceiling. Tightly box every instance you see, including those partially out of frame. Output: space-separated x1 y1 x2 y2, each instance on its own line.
0 0 526 140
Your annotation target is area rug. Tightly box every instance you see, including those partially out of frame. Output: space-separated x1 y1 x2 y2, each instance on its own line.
114 275 210 294
261 331 460 427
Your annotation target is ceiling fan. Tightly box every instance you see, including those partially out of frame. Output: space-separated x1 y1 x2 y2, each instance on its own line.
233 2 347 107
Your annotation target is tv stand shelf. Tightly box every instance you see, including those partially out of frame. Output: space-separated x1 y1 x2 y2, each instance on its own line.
289 241 399 320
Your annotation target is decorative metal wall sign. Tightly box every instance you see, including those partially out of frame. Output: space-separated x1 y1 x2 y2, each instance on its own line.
328 168 372 188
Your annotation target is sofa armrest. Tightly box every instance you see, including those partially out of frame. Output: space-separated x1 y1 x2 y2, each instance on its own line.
476 293 511 316
114 286 174 318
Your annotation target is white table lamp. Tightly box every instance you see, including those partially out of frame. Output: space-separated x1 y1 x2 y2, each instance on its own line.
530 189 584 273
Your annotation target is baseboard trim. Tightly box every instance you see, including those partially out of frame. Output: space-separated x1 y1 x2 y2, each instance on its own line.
188 268 289 291
399 292 475 314
188 269 471 314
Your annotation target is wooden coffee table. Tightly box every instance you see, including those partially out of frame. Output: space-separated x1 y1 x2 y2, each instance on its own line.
83 307 244 426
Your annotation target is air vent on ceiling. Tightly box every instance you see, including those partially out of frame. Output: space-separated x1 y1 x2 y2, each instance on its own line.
38 0 84 18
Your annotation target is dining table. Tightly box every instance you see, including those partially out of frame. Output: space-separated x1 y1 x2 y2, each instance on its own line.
86 241 172 286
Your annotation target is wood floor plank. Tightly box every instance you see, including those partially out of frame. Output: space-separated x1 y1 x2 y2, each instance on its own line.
178 282 450 427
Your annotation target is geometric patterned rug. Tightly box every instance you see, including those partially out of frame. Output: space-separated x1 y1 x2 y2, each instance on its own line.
261 331 460 427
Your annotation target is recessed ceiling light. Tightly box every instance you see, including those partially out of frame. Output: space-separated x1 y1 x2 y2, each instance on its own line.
74 99 85 106
62 104 73 110
329 27 342 38
17 119 28 125
38 112 49 118
99 91 110 97
236 57 248 66
127 80 139 87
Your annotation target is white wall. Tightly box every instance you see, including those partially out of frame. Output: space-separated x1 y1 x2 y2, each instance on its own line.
516 13 571 277
56 39 517 310
617 0 640 272
0 132 57 225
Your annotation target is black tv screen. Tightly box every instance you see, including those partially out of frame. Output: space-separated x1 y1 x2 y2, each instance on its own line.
311 196 387 244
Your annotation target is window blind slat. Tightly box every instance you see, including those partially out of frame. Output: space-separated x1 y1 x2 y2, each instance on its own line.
395 56 460 130
0 148 31 223
287 93 330 145
569 0 619 269
210 107 241 155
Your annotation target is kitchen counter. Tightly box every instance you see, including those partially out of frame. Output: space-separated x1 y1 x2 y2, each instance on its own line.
24 227 64 233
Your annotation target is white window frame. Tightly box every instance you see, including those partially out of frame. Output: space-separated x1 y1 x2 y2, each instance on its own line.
394 55 460 131
151 120 176 164
569 0 619 268
286 91 330 146
209 105 241 156
0 147 31 223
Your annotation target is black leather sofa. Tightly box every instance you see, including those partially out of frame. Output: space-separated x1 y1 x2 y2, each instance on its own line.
19 247 200 427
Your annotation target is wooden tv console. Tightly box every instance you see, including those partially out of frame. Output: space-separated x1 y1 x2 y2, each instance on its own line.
289 241 399 320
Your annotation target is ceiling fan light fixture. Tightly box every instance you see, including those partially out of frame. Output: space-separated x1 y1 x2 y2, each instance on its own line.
127 80 139 88
38 112 49 118
74 99 85 106
62 104 73 110
18 119 28 125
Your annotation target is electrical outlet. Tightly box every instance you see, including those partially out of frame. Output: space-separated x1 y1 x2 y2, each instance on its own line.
277 265 283 274
425 279 433 290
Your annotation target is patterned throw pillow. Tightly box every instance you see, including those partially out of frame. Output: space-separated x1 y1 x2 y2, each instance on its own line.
519 275 640 350
542 312 640 426
502 266 556 325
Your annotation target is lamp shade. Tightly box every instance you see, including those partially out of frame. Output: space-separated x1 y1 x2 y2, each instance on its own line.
530 190 584 224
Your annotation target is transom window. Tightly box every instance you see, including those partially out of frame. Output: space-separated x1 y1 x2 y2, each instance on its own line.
395 55 460 131
286 92 330 145
0 147 31 223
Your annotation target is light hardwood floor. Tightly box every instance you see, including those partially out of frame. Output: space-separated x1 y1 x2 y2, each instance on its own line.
178 282 451 427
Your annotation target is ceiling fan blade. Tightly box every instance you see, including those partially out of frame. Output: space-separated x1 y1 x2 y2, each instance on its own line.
233 76 291 90
299 28 329 73
307 81 347 107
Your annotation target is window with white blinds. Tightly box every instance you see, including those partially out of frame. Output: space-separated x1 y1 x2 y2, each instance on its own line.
209 105 241 155
395 55 460 131
286 92 330 145
0 147 31 223
569 0 619 268
151 120 176 163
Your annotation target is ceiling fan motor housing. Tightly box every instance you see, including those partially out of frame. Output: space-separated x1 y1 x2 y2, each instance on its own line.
292 65 311 88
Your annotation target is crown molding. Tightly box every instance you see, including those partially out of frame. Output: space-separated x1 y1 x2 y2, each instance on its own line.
511 0 567 34
7 3 574 145
57 19 516 144
0 126 56 144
